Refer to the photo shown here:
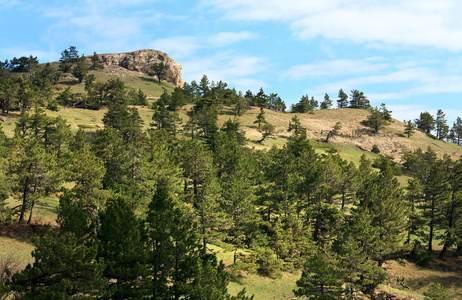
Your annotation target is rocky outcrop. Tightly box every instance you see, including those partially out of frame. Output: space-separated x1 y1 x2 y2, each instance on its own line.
97 49 184 87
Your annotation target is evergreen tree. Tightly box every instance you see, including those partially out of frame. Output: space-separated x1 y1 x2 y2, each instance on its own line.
415 111 435 134
405 178 425 244
257 121 275 143
435 109 449 140
98 197 148 298
152 91 181 137
423 160 449 252
288 115 306 137
438 158 462 258
320 93 333 109
90 51 103 70
59 45 79 73
380 103 392 121
178 139 222 249
291 95 313 113
72 56 88 83
294 249 343 300
150 62 168 84
355 161 407 266
361 106 389 134
404 120 416 137
9 197 106 298
450 116 462 145
337 89 348 108
233 92 248 116
349 89 370 109
253 107 266 129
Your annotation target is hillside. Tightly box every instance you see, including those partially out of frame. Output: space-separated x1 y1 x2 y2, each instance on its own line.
4 63 461 164
2 52 462 300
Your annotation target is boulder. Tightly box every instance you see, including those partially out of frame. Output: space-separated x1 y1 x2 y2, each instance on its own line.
97 49 184 87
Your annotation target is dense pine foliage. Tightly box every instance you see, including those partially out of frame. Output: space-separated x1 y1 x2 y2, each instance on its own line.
1 49 462 299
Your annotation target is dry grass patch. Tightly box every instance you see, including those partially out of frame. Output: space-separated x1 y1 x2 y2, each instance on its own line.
385 258 462 299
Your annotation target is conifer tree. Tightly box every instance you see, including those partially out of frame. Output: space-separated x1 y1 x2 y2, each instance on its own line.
10 196 106 298
355 161 407 266
337 89 348 108
294 249 343 300
254 107 266 129
404 120 416 137
98 197 148 298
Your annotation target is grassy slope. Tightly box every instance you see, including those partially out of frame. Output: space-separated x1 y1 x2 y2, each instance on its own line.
2 65 462 299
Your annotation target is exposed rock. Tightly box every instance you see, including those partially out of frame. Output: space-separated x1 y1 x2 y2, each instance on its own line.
96 49 184 87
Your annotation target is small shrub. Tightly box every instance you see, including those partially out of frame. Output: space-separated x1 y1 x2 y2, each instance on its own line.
410 242 432 266
423 283 454 300
77 124 94 129
46 99 60 111
251 247 284 279
371 144 380 153
228 260 257 279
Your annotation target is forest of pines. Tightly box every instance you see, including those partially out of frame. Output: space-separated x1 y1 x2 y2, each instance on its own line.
0 49 461 299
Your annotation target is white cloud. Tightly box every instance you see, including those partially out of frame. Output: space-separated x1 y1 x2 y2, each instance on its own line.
0 0 21 8
181 51 268 90
204 0 462 50
149 36 201 59
285 58 389 80
150 31 259 59
208 31 259 47
0 47 56 62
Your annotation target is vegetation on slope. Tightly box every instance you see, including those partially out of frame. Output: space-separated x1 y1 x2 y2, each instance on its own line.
1 49 462 300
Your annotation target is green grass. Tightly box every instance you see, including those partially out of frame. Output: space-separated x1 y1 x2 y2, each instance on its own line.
56 68 174 100
228 271 300 300
208 243 299 300
0 236 34 268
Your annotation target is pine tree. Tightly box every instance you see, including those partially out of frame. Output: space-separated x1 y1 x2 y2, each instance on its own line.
404 120 416 137
10 196 106 298
294 249 343 300
98 197 148 298
355 161 407 266
435 109 449 140
361 106 388 134
288 115 306 137
144 186 200 299
450 117 462 145
337 89 348 108
72 56 88 83
415 111 435 134
438 158 462 258
254 107 266 129
320 93 333 109
150 62 168 84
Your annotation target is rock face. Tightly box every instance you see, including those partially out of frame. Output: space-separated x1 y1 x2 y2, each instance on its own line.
97 49 184 87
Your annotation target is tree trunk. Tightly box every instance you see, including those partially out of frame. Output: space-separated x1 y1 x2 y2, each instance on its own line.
428 195 435 252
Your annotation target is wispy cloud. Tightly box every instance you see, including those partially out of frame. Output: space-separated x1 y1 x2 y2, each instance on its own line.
204 0 462 50
284 58 389 80
150 31 259 59
181 51 268 90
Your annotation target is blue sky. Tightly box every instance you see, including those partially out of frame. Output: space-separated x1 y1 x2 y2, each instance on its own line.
2 0 462 124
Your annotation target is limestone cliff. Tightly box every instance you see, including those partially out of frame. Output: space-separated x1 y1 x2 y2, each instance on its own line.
96 49 184 87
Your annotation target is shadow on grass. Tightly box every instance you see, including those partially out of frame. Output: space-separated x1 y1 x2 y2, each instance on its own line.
406 274 462 298
138 76 159 84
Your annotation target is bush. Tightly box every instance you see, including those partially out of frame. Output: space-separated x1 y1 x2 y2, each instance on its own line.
251 247 284 279
228 260 257 279
423 283 454 300
371 144 380 154
410 242 432 266
46 99 59 111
